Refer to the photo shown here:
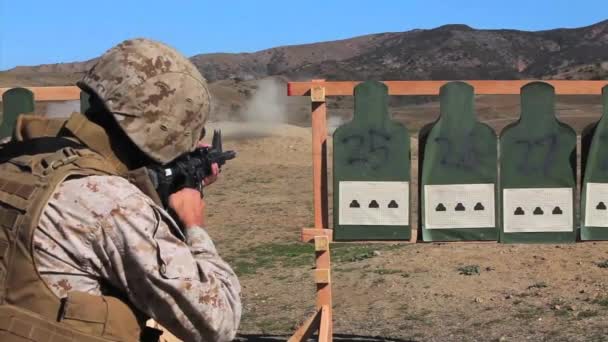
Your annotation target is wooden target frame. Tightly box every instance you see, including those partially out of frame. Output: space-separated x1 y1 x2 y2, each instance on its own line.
286 79 607 342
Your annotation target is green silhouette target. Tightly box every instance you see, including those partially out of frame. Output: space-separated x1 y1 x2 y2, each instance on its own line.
1 88 34 140
333 81 410 241
80 91 91 114
499 82 576 244
581 85 608 240
419 82 498 241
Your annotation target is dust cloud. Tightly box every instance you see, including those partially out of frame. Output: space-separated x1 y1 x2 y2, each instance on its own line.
215 78 290 140
327 115 346 135
214 77 347 140
241 78 289 124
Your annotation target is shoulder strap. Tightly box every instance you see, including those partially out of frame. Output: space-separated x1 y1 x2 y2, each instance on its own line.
0 138 84 164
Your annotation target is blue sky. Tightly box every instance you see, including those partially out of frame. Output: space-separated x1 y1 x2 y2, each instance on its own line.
0 0 606 70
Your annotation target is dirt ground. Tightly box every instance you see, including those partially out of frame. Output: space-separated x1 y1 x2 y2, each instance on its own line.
201 94 608 342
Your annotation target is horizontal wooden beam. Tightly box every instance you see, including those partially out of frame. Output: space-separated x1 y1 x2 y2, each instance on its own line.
0 86 80 101
301 228 333 243
287 80 608 96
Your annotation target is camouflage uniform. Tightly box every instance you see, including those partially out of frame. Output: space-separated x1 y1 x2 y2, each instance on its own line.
0 38 241 342
35 175 241 342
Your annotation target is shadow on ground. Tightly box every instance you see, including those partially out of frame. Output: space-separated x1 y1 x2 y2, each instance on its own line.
235 334 415 342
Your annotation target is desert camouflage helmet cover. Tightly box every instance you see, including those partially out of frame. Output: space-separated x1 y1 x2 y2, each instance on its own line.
77 38 211 164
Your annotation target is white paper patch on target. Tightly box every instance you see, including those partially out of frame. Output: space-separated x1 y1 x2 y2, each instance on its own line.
584 182 608 227
424 184 495 229
339 181 409 226
503 188 573 233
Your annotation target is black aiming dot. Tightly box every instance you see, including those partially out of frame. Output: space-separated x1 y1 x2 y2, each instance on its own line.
514 207 525 215
533 207 544 215
474 202 485 211
597 202 607 210
369 200 379 208
349 200 360 208
552 206 563 215
388 200 399 208
455 203 466 211
435 203 447 212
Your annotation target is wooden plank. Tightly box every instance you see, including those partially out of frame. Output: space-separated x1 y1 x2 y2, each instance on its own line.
315 275 331 308
314 236 332 339
318 305 331 342
301 228 333 243
302 228 424 244
314 235 333 340
0 86 80 101
287 80 608 96
314 236 329 251
288 309 322 342
314 269 331 284
410 150 419 243
311 79 329 229
311 85 326 102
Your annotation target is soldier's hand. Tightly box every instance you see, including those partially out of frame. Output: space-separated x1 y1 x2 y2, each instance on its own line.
203 163 219 186
168 188 206 228
198 142 220 187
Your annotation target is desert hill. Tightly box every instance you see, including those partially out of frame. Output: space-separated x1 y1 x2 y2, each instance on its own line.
1 20 607 127
3 20 608 83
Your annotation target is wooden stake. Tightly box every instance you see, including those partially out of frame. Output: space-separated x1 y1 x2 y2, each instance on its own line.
288 309 322 342
318 305 331 342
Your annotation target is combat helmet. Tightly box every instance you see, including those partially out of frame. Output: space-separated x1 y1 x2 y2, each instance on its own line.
77 38 211 164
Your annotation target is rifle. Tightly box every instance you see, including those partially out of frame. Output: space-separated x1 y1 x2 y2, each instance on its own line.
147 130 236 207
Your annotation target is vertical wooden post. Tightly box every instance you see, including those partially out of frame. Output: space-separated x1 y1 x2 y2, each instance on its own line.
289 235 333 342
299 91 332 334
311 79 329 229
314 236 332 341
318 305 331 342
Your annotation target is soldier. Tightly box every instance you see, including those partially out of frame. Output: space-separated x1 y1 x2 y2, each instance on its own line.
0 39 241 342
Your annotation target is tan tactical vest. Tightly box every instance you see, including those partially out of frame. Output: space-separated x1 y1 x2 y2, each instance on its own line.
0 114 163 342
